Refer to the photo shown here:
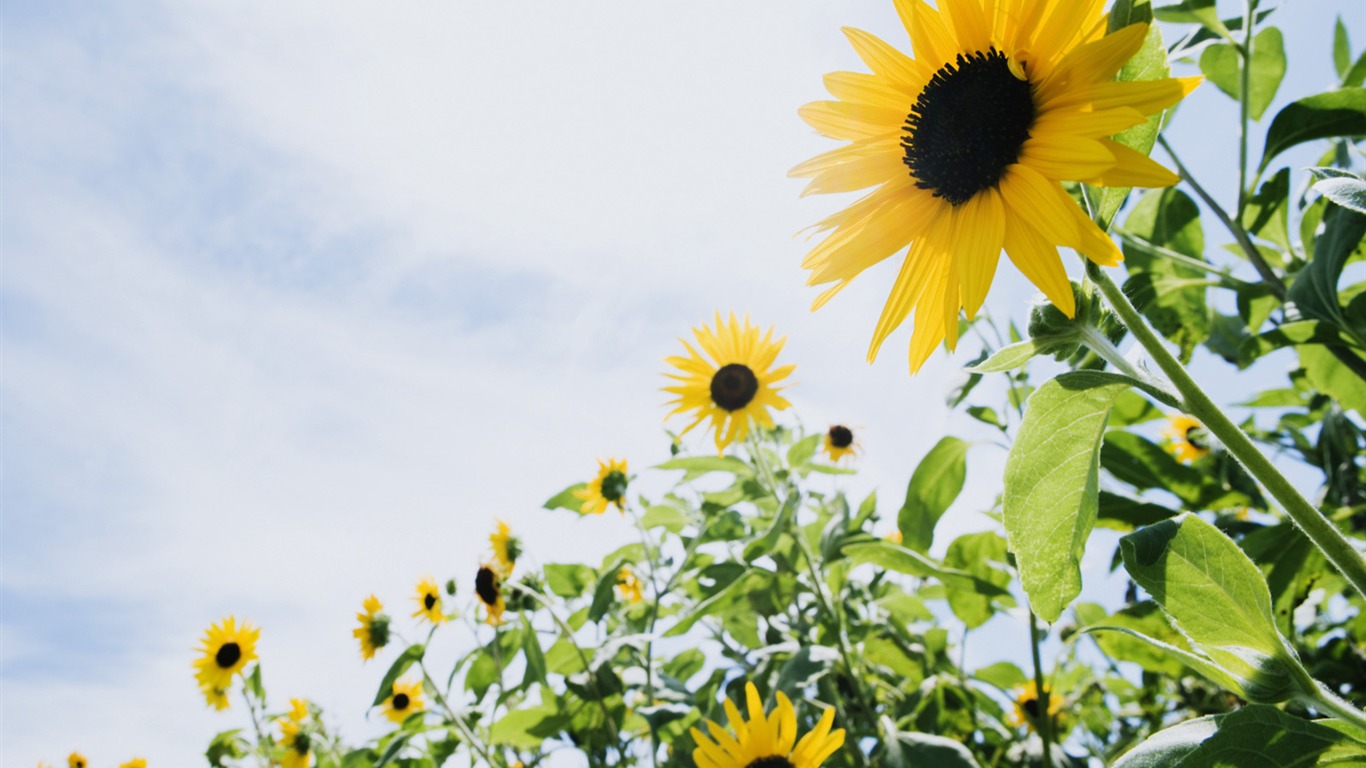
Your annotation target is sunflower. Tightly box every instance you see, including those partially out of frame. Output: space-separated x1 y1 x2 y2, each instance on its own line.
119 760 147 768
574 458 631 515
353 594 391 661
1164 414 1210 463
691 682 845 768
664 313 796 454
199 680 231 710
68 754 87 768
616 566 645 604
1008 680 1065 732
193 616 259 692
792 0 1200 373
382 678 426 725
823 425 858 462
412 577 446 625
278 698 312 768
475 564 506 626
489 520 522 576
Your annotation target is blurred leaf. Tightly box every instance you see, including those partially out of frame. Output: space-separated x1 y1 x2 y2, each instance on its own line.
654 456 754 481
489 703 567 749
1108 0 1152 29
588 559 625 622
544 563 596 598
1242 320 1357 361
776 645 838 694
1311 168 1366 216
373 733 411 768
1114 706 1366 767
786 433 821 468
1348 51 1366 89
245 663 265 702
206 730 247 768
1097 491 1179 531
943 531 1015 628
1260 89 1366 172
1241 167 1291 250
543 483 587 513
898 437 970 553
521 615 548 687
1153 0 1224 35
843 540 1010 597
1300 344 1366 415
1080 600 1192 676
641 504 690 533
879 730 984 768
1335 18 1351 81
1198 28 1284 120
1120 514 1307 702
663 648 705 683
744 492 798 562
465 647 499 698
340 749 381 768
1109 390 1164 426
1005 372 1132 622
374 644 424 707
663 569 753 636
1102 430 1207 503
1093 20 1172 229
973 660 1027 690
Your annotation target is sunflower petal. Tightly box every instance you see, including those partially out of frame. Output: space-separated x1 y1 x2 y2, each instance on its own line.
1004 218 1076 316
1018 134 1116 180
955 186 1005 319
1082 139 1180 187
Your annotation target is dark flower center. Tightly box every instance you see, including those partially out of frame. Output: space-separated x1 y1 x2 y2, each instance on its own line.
475 566 500 606
293 733 311 754
423 593 437 611
902 48 1035 206
1022 697 1041 718
1185 426 1208 451
746 757 796 768
215 642 242 669
601 470 629 503
368 616 391 648
393 693 410 711
710 363 759 411
828 425 854 449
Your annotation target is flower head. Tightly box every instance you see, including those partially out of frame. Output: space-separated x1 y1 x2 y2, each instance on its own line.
193 616 259 692
1008 680 1065 732
793 0 1199 373
68 754 87 768
475 564 506 626
616 566 644 604
575 458 631 515
353 594 391 661
412 577 446 625
823 425 858 462
664 313 795 454
691 682 845 768
489 520 522 576
382 679 426 725
199 680 231 710
1164 414 1210 463
278 698 312 768
119 760 147 768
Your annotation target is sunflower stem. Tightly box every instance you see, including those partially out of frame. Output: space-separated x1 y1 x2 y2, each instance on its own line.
417 661 497 768
1028 610 1055 766
1303 680 1366 733
1089 262 1366 602
1237 0 1257 217
1111 228 1255 289
627 504 664 768
236 672 271 768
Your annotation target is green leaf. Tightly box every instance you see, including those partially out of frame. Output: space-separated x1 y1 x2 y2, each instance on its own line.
489 704 567 749
654 456 754 481
1300 344 1366 415
1120 514 1309 702
372 732 411 768
879 731 984 768
897 437 969 553
1004 371 1133 622
1077 600 1192 676
1093 20 1172 229
1108 0 1153 30
744 492 799 562
521 615 548 687
206 729 247 768
1335 17 1352 81
786 433 821 468
1311 168 1366 216
641 504 690 533
1097 491 1178 531
1241 167 1291 250
1260 88 1366 173
1198 28 1284 120
943 531 1015 629
843 540 1011 597
245 663 265 702
1289 205 1366 327
1153 0 1225 37
964 340 1045 373
1115 705 1366 767
588 559 624 622
1122 188 1210 361
663 569 753 636
372 644 424 706
1348 50 1366 89
543 483 587 513
973 661 1027 690
544 563 596 598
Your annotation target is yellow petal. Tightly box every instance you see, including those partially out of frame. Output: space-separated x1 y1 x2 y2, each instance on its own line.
798 100 902 140
842 27 926 88
1018 134 1116 180
938 0 992 56
998 163 1082 248
1082 139 1181 187
1004 217 1076 316
955 187 1006 319
823 70 915 110
1031 106 1147 139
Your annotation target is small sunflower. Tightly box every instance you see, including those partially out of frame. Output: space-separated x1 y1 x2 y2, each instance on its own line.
353 594 391 661
119 760 147 768
412 577 446 625
193 616 259 692
574 458 631 515
793 0 1200 373
823 425 858 462
616 566 644 604
475 564 506 626
489 520 522 576
278 698 312 768
1008 680 1065 732
664 313 796 454
691 682 846 768
382 679 426 725
68 754 87 768
199 680 231 710
1164 414 1210 463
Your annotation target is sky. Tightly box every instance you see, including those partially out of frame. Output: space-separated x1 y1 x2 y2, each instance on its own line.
4 1 1363 766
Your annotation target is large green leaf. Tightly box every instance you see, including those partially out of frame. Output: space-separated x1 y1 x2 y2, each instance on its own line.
1288 205 1366 327
897 437 969 553
1004 371 1133 622
843 540 1011 597
1122 188 1210 361
943 531 1015 628
1075 601 1192 676
1198 28 1285 121
1114 706 1366 767
879 731 983 768
1259 88 1366 172
1120 514 1309 702
1093 19 1173 229
654 455 754 481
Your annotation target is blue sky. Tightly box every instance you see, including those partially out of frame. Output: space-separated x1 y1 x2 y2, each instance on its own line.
4 1 1363 765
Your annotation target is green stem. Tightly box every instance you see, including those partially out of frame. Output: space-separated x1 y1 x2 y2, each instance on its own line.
237 673 271 768
627 505 663 768
1028 611 1055 765
417 661 497 768
1089 263 1366 601
1305 681 1366 733
1112 228 1255 289
1237 0 1256 216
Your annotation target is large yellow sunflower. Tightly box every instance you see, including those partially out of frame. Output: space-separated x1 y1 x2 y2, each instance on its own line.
353 594 391 661
474 564 507 626
691 682 845 768
382 679 426 725
489 520 522 576
278 698 312 768
192 616 259 692
574 458 630 515
411 577 446 625
664 313 795 454
1163 413 1210 463
792 0 1199 373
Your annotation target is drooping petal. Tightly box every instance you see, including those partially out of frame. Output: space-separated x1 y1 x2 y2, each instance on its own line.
1017 134 1116 180
954 185 1006 319
1082 139 1181 187
1004 217 1076 316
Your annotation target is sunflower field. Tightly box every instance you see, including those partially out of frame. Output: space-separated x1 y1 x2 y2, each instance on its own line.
35 0 1366 766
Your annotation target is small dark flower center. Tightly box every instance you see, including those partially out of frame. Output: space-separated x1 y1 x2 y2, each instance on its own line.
601 470 629 504
828 425 854 449
746 757 796 768
1185 426 1208 451
392 693 410 711
710 363 759 411
292 733 311 755
1022 697 1041 718
475 566 500 606
423 593 437 611
215 642 242 669
368 616 391 648
902 48 1035 206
